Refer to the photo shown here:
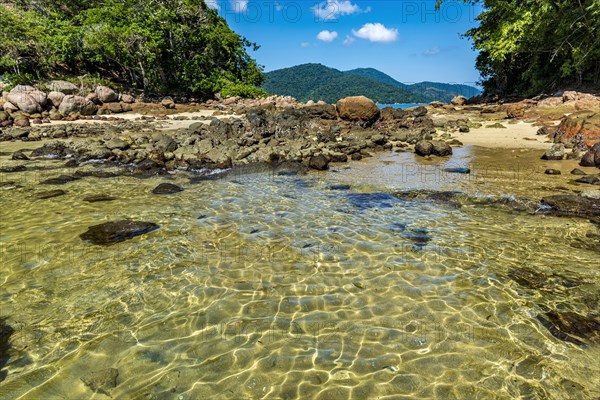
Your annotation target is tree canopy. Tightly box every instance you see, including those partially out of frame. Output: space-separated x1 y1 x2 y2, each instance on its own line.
0 0 265 97
438 0 600 96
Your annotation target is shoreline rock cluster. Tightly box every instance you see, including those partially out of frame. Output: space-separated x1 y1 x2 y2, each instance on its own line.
1 95 451 172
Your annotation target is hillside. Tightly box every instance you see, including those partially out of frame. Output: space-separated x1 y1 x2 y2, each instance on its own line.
263 64 481 103
261 64 425 104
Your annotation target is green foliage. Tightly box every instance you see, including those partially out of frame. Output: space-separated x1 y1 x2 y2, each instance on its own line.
262 64 481 103
439 0 600 95
0 0 264 97
220 82 268 99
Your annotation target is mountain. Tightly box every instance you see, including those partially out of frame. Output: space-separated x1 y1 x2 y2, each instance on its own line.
261 64 425 104
262 64 482 104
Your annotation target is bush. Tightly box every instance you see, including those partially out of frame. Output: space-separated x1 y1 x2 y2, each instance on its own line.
220 82 269 99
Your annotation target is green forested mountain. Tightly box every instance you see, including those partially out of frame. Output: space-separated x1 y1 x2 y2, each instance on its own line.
261 64 426 104
345 68 481 102
437 0 600 96
0 0 265 97
262 64 481 103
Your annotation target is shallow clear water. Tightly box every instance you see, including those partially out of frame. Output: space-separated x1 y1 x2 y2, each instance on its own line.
0 145 599 399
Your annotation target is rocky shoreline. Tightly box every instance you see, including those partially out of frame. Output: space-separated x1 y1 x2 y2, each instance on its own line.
1 82 599 221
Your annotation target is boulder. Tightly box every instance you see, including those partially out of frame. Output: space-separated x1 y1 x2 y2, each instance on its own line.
48 80 79 94
95 85 118 103
58 95 98 115
429 101 445 108
415 140 434 156
9 84 35 93
431 140 452 156
451 95 466 106
121 94 135 104
47 91 65 108
13 117 30 127
309 155 329 170
580 150 596 167
80 220 159 245
161 97 176 109
6 92 42 114
553 110 600 148
415 140 452 157
336 96 380 126
541 144 565 160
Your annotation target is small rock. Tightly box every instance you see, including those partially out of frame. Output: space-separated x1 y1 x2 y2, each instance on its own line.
80 220 159 245
581 190 600 200
458 125 470 133
575 175 600 185
161 97 176 109
35 190 66 199
545 169 561 175
80 368 119 396
152 183 183 194
451 96 467 106
11 151 29 160
351 153 362 161
542 144 565 160
444 167 470 174
104 138 129 150
571 168 587 175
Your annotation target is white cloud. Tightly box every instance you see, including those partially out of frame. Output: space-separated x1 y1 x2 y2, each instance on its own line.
312 0 367 21
230 0 247 12
352 23 398 43
317 30 338 42
423 47 441 56
205 0 219 10
301 42 311 48
343 35 355 46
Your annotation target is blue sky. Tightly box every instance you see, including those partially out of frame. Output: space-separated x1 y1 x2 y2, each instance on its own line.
208 0 483 86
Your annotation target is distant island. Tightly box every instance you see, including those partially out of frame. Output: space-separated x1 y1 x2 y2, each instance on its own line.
261 63 482 104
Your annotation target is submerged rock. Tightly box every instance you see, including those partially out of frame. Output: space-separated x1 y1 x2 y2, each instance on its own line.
83 195 117 202
40 175 79 185
11 151 29 160
152 183 183 194
537 311 600 346
80 368 119 396
0 318 14 382
0 165 27 173
80 220 159 245
570 168 587 175
347 192 399 210
541 195 600 217
35 190 66 199
574 175 600 185
443 167 470 174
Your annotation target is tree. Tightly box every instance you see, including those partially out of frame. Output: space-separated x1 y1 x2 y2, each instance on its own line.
437 0 600 95
0 0 266 97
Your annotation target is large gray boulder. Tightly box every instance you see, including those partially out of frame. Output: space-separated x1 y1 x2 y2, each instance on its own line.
48 80 79 94
95 85 118 103
6 92 42 114
58 95 98 115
